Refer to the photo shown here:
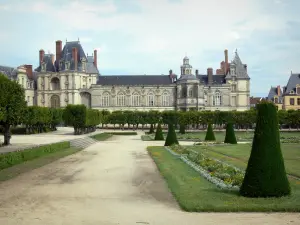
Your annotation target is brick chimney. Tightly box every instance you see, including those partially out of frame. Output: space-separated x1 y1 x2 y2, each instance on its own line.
207 67 213 85
39 49 45 66
195 69 199 76
224 49 228 74
56 40 62 62
72 47 78 71
25 65 33 79
277 85 281 96
94 49 97 68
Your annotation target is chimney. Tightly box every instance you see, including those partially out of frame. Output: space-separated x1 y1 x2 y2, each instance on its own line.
224 49 228 74
56 40 62 62
195 69 199 76
244 64 247 72
277 85 281 96
39 49 45 66
72 47 78 71
207 67 213 85
94 49 97 68
25 65 33 79
169 69 173 75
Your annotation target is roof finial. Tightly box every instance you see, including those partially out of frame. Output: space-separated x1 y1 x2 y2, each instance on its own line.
78 37 80 42
66 38 67 43
235 48 238 54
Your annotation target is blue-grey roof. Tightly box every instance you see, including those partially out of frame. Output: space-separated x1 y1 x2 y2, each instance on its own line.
97 75 175 86
35 41 99 74
284 73 300 94
267 86 283 102
177 74 198 81
225 51 250 80
197 74 226 85
0 65 17 79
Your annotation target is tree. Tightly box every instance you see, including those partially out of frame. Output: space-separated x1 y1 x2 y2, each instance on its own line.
164 123 179 146
154 123 164 140
204 123 216 141
0 74 26 145
240 101 290 197
179 124 186 134
224 123 237 144
149 124 154 134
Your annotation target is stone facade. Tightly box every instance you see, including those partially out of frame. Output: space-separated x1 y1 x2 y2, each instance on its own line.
1 39 251 112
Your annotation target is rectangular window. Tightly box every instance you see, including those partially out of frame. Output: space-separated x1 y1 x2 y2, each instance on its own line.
297 87 300 94
297 98 300 105
148 95 154 106
290 98 295 105
274 97 278 104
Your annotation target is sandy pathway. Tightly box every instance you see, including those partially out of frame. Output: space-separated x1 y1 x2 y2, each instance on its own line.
0 135 299 225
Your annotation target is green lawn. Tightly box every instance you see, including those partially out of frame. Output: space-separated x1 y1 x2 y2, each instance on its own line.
148 146 300 212
190 143 300 178
90 133 113 141
143 131 300 142
0 147 81 182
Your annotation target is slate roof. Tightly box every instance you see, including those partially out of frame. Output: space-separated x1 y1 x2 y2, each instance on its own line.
97 75 175 86
267 86 283 102
197 74 226 85
0 65 17 79
225 50 250 80
177 74 198 81
283 73 300 95
250 97 263 105
35 41 99 74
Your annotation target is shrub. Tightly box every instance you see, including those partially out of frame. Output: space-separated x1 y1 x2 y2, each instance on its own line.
106 132 137 135
179 124 186 134
149 124 154 134
154 123 164 140
224 123 237 144
164 124 179 146
240 101 291 197
205 123 216 141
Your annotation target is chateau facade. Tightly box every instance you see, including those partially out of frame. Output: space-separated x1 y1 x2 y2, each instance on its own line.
0 39 251 111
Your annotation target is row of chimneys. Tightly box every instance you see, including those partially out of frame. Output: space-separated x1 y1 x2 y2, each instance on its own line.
39 40 98 70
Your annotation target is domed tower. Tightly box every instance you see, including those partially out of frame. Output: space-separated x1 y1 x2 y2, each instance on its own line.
180 56 193 76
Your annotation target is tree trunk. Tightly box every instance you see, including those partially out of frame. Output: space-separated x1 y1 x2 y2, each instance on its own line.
3 124 11 146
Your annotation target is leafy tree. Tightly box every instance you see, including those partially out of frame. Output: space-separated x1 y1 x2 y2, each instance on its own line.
179 124 186 134
63 104 87 135
240 101 290 197
224 123 237 144
164 123 179 146
0 74 26 145
154 123 164 140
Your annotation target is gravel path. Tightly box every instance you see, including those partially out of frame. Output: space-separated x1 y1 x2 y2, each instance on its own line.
0 134 299 225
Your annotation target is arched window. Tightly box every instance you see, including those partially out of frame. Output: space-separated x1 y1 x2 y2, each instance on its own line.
117 92 126 106
147 92 155 106
188 88 193 97
50 95 60 108
213 91 222 106
162 92 170 106
131 92 140 106
50 77 60 90
101 92 110 107
204 91 207 103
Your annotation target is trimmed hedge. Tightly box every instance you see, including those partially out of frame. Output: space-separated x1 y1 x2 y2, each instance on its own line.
164 124 179 146
205 123 216 141
154 123 164 140
106 132 138 135
224 123 237 144
240 101 291 197
179 124 186 134
0 141 70 170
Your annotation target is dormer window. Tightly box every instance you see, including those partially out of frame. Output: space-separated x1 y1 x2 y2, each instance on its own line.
290 90 294 94
296 84 300 94
274 97 278 104
230 67 235 76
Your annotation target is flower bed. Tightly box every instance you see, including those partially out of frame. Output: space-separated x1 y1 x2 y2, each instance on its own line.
167 145 244 190
281 136 300 143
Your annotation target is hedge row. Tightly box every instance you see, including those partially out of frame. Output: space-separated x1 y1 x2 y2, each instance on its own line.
0 141 70 170
99 108 300 129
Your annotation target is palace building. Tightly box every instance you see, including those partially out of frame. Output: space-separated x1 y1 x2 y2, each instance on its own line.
0 39 251 111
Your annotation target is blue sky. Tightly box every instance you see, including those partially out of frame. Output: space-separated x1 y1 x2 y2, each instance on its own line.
0 0 299 97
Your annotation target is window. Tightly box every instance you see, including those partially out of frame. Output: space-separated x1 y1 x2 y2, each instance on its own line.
213 91 222 106
162 92 170 106
117 92 126 106
101 92 110 107
204 92 207 103
232 84 236 92
274 97 278 104
188 88 193 97
147 92 155 106
297 98 300 105
297 85 300 94
27 96 30 103
290 98 295 105
131 92 140 106
50 77 60 90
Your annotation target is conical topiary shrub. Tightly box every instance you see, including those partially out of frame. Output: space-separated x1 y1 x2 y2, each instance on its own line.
224 123 237 144
154 123 164 140
205 123 216 141
149 124 154 134
240 101 291 197
164 124 179 146
179 124 186 134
